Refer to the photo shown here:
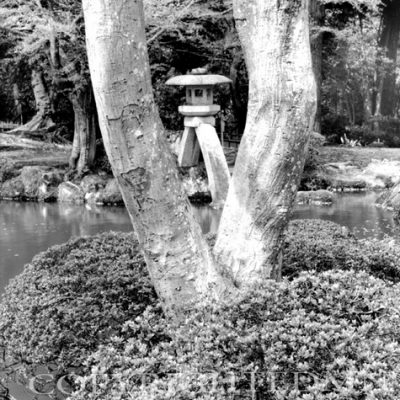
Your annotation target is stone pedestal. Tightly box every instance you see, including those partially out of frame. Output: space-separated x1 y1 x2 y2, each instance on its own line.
178 127 200 167
178 116 215 167
178 116 230 208
195 124 230 208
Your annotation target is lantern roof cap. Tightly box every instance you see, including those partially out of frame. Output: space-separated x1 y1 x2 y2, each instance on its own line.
166 74 232 87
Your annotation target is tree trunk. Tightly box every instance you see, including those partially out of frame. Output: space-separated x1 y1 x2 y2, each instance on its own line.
309 0 324 133
229 51 247 135
372 0 400 117
48 0 61 72
12 83 23 124
378 0 400 117
69 86 97 174
82 0 229 310
12 69 54 132
0 132 54 150
214 0 316 287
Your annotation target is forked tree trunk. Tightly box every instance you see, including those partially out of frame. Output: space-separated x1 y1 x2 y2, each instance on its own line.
82 0 228 309
214 0 316 287
12 69 54 132
69 86 97 174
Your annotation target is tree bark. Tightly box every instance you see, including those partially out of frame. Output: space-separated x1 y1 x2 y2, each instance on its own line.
214 0 316 287
11 69 54 132
0 132 54 150
82 0 228 310
12 83 23 124
69 86 97 174
309 0 324 132
229 51 247 135
48 1 61 72
378 0 400 117
371 0 400 117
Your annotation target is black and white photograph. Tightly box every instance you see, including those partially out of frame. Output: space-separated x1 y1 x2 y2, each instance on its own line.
1 0 400 398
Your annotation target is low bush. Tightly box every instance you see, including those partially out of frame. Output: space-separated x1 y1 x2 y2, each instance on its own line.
338 121 400 148
299 172 331 191
300 133 328 191
320 120 400 147
3 220 400 399
303 133 325 173
0 159 19 183
283 219 400 282
70 270 400 400
0 232 157 372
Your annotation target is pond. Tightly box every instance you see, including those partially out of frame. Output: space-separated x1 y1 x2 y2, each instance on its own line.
293 191 399 240
196 192 400 240
0 202 131 296
0 192 398 294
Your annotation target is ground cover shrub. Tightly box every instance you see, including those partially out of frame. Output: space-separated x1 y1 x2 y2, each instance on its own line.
299 172 332 191
0 232 157 373
70 270 400 400
320 119 400 147
299 133 332 191
303 132 325 173
0 159 19 183
3 221 400 398
283 219 400 282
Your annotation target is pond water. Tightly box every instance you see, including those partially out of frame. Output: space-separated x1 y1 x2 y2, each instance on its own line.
0 192 398 294
196 192 400 240
293 191 399 240
0 202 131 296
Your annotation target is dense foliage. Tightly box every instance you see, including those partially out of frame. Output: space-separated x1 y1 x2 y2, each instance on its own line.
70 270 400 399
284 219 400 282
146 0 246 135
2 219 400 399
0 0 245 136
319 0 400 144
0 0 85 130
1 0 397 146
0 232 157 373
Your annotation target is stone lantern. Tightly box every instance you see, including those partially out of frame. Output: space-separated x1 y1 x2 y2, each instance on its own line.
166 72 232 208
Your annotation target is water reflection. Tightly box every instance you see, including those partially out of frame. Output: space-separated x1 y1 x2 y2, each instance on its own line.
0 202 225 294
193 193 399 240
0 192 398 294
293 192 399 240
0 201 132 294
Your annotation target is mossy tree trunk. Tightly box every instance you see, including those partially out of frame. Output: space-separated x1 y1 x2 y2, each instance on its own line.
69 85 97 175
12 69 54 132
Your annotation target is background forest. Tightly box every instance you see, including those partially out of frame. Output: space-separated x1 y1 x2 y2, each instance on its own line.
0 0 399 168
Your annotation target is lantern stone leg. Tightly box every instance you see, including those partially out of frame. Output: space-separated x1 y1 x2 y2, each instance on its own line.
195 123 230 209
178 126 200 167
